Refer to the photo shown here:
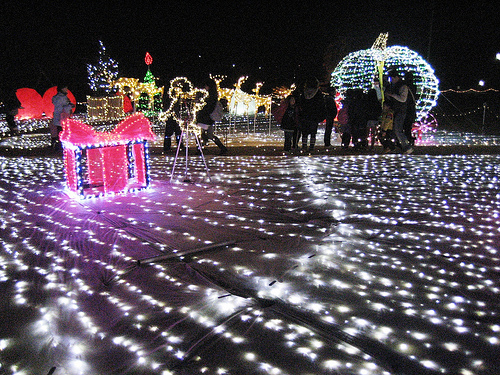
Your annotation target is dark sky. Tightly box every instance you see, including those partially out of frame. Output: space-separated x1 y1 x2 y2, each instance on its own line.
1 1 499 100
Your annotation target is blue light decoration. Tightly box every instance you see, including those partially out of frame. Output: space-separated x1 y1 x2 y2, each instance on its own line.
330 33 440 121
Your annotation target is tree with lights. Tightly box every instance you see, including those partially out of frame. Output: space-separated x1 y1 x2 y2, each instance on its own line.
144 70 155 83
87 41 120 96
137 52 163 115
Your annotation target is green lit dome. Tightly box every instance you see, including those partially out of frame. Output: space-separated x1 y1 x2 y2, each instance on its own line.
331 44 440 120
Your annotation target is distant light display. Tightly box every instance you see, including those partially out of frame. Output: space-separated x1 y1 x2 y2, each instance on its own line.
331 33 440 120
111 77 164 111
136 53 164 115
86 96 124 122
272 84 296 100
211 75 272 116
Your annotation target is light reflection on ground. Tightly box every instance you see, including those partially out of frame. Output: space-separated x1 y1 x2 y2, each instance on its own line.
0 153 499 374
2 128 500 152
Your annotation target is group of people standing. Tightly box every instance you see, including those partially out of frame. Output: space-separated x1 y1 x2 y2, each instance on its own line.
275 68 417 155
347 67 416 154
4 71 416 157
274 76 338 153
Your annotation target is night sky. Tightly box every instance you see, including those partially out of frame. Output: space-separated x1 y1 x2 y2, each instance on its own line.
1 1 499 101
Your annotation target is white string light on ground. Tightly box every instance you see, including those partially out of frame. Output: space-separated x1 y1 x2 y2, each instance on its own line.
0 154 499 374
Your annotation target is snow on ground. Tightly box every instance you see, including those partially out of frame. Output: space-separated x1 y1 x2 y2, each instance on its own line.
0 152 499 375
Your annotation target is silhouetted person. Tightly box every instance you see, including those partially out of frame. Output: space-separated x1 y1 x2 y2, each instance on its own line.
403 71 417 146
279 95 300 152
196 78 227 155
385 68 414 154
323 87 338 147
297 77 326 152
3 89 21 136
51 85 74 150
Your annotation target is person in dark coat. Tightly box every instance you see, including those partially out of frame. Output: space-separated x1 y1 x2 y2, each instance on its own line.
196 78 227 155
347 88 366 150
163 114 182 152
279 95 300 152
385 68 414 154
364 88 382 149
338 89 354 149
51 85 74 150
323 87 338 147
3 89 22 136
297 77 326 152
403 71 417 146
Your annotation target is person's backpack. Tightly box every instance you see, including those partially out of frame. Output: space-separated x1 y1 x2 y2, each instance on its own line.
210 101 224 122
271 99 289 125
337 104 349 125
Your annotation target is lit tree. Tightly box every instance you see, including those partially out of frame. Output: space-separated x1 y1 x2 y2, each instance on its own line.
143 69 155 85
87 41 120 96
137 52 163 114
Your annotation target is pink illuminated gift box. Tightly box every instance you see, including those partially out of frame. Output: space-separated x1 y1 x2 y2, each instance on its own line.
60 113 156 197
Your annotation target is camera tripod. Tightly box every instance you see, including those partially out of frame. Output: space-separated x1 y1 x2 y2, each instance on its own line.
169 101 211 183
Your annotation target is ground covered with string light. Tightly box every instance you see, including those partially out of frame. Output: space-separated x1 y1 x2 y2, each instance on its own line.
1 140 500 375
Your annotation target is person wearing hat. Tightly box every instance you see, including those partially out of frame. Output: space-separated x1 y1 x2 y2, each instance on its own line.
385 68 414 154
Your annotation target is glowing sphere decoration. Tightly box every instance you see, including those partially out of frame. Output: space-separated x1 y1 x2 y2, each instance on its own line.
331 34 440 120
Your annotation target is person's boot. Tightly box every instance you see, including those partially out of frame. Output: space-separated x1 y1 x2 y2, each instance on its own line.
163 137 171 152
201 131 209 146
309 134 316 151
214 137 227 155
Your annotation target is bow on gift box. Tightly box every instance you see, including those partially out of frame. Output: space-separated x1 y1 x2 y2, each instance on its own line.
60 113 156 148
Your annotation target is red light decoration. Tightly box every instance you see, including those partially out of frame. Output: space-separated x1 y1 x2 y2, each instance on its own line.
60 113 156 197
145 52 153 66
15 87 77 119
15 88 43 119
